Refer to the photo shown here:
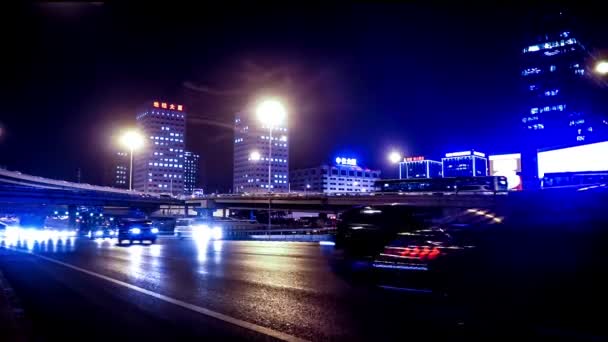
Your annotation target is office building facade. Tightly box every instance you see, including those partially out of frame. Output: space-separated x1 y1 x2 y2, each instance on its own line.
398 156 442 179
522 12 607 146
521 10 608 187
290 157 381 194
183 151 199 195
106 150 129 189
442 150 488 178
133 101 186 194
233 112 289 193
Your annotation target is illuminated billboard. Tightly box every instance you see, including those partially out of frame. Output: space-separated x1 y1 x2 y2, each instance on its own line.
537 141 608 178
489 153 522 190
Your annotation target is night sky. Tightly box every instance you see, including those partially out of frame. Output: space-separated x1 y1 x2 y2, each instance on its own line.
1 3 606 192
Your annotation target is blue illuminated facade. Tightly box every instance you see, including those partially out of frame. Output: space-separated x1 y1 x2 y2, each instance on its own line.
520 10 608 187
399 159 442 179
441 151 488 178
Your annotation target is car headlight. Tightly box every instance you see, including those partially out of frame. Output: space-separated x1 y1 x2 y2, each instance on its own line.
95 230 104 236
211 226 222 240
151 228 159 234
129 228 141 234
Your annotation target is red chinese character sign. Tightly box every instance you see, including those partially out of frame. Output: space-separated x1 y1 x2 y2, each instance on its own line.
152 101 184 111
405 156 424 162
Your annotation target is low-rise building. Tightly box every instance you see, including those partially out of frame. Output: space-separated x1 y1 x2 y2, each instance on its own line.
290 157 381 194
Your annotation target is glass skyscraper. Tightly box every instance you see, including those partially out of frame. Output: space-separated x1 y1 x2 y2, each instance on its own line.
133 101 186 194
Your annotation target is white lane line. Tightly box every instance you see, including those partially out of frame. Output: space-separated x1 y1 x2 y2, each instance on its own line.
5 248 308 342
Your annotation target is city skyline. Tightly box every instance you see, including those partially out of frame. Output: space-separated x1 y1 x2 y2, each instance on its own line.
1 3 607 192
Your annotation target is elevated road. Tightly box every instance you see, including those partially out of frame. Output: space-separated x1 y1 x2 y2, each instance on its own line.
0 168 181 208
185 192 509 213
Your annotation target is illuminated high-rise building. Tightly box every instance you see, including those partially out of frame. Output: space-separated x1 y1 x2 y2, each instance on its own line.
233 111 289 193
183 151 199 195
520 9 608 187
133 101 186 194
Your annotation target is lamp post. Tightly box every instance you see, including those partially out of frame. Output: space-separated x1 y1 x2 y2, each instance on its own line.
595 60 608 75
388 150 403 179
255 98 287 232
120 131 144 191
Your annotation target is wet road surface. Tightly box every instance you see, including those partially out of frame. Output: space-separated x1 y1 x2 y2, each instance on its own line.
0 236 467 341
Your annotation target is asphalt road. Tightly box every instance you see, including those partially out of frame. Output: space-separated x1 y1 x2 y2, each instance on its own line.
0 235 472 341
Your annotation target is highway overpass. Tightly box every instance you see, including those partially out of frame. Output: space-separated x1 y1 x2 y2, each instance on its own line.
0 168 181 208
184 192 509 213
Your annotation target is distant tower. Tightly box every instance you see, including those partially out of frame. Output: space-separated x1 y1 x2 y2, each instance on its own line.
133 101 186 194
183 151 199 195
106 151 129 189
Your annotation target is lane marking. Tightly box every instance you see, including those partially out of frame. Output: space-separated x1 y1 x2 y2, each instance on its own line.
2 247 308 342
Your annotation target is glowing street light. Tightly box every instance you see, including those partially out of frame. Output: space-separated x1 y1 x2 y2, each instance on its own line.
595 60 608 75
388 151 402 164
256 98 287 128
120 130 144 191
255 98 287 193
255 97 287 232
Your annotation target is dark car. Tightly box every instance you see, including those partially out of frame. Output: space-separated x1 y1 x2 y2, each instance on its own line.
117 219 158 244
335 205 445 258
87 225 118 239
335 205 504 295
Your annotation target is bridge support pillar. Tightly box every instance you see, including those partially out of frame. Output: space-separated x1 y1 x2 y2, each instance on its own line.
67 205 78 229
193 208 213 218
184 204 189 216
249 210 256 221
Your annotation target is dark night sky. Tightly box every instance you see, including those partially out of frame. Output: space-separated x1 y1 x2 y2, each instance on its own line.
0 3 606 191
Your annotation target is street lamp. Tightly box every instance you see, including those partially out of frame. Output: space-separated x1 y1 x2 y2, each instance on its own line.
256 98 287 193
255 98 287 233
388 151 402 164
120 130 144 191
595 60 608 75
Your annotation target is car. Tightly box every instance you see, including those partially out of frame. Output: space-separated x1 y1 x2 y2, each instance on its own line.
87 226 118 239
174 218 223 240
116 219 158 244
335 205 504 296
335 205 444 258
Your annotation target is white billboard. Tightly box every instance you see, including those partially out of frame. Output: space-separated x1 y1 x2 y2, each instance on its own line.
489 153 522 190
537 141 608 178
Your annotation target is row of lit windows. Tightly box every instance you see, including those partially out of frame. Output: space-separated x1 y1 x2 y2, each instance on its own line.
523 66 584 77
522 37 577 53
527 124 545 130
150 136 184 143
147 162 183 168
530 104 566 114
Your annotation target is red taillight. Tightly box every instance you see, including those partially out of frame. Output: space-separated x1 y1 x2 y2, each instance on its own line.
383 246 441 260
